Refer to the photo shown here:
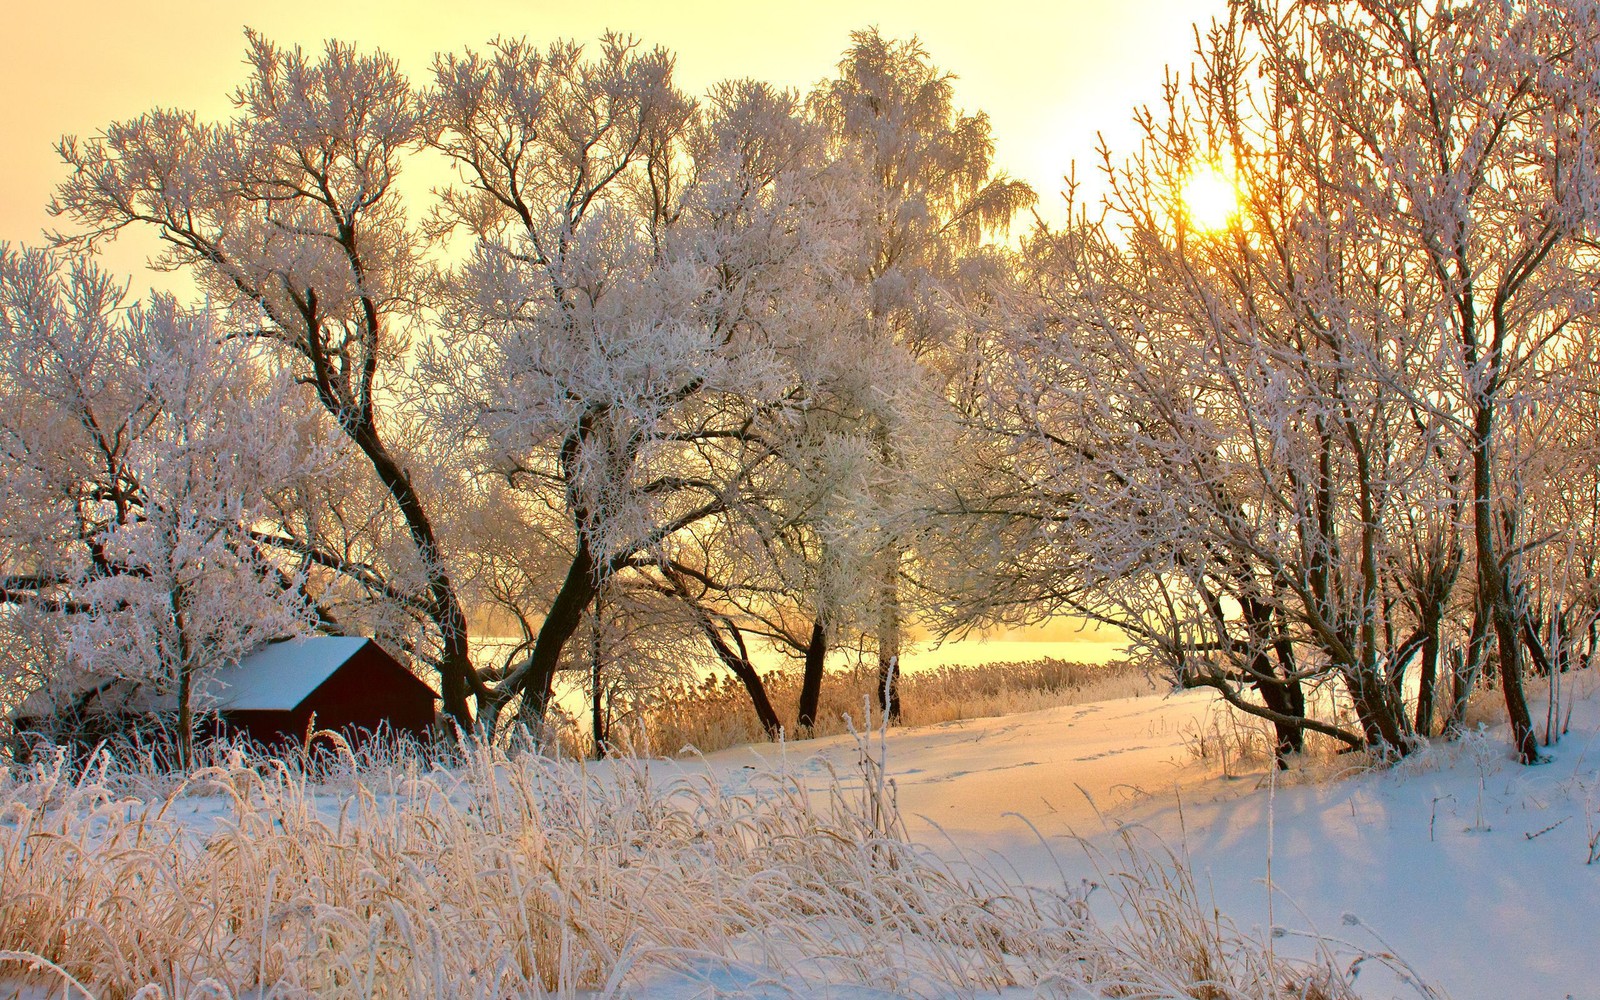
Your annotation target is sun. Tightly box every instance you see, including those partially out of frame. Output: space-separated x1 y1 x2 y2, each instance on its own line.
1179 163 1239 232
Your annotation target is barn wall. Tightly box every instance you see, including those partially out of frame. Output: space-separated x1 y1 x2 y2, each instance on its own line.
220 708 314 748
301 643 436 742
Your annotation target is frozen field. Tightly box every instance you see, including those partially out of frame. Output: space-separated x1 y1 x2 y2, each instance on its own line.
688 677 1600 999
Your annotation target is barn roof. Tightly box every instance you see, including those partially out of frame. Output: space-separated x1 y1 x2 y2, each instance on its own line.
214 636 376 710
10 636 433 722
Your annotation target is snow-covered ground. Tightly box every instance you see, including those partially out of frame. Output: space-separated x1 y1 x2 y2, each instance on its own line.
5 675 1596 999
677 678 1600 1000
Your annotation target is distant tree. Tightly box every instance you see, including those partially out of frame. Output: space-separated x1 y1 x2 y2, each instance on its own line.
810 29 1034 720
1509 349 1600 742
626 32 1037 736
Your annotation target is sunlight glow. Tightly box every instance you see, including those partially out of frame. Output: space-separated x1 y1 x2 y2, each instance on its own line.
1180 163 1239 232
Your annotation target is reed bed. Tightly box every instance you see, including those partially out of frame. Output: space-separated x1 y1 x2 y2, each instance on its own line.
0 727 1399 999
631 657 1157 756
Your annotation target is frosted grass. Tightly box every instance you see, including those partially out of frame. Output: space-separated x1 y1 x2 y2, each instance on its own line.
0 728 1400 999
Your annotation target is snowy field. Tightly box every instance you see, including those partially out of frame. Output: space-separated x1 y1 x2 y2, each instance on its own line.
684 678 1600 1000
4 676 1597 999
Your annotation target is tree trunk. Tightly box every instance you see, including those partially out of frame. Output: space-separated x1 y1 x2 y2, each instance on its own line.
797 617 827 731
170 582 194 771
1464 310 1538 763
873 426 904 724
1414 607 1442 737
659 563 784 741
1275 643 1307 757
1245 601 1303 767
590 585 606 759
176 666 194 771
876 552 902 724
1491 602 1538 761
509 540 598 735
876 653 902 724
350 423 475 730
1444 598 1492 740
1343 662 1411 758
1251 656 1303 767
1474 516 1538 761
698 617 783 740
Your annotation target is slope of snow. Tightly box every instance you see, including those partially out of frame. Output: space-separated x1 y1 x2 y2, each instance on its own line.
688 678 1600 1000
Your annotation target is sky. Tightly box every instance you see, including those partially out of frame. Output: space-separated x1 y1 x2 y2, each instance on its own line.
0 0 1226 290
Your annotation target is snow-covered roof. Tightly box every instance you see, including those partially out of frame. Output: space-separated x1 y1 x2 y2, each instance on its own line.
207 636 374 710
10 636 399 720
11 675 153 721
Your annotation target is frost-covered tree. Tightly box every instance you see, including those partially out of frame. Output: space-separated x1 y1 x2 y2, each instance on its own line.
606 38 1033 736
1507 347 1600 740
0 246 319 765
42 27 982 742
1239 0 1600 763
45 32 482 727
422 40 857 732
975 0 1600 764
809 29 1034 719
632 315 908 735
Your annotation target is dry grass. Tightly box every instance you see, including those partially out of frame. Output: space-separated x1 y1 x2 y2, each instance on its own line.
1178 666 1600 789
1177 701 1379 784
0 724 1407 1000
628 657 1157 756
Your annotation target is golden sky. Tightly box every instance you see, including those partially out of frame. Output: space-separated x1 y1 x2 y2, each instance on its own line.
1 0 1223 290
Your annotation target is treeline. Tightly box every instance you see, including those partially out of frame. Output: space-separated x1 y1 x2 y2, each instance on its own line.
4 1 1600 767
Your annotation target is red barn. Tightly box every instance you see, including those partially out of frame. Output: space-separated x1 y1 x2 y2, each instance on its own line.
208 636 437 748
9 636 437 758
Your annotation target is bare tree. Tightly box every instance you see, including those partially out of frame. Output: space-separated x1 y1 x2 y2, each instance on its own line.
1240 0 1600 763
968 0 1600 765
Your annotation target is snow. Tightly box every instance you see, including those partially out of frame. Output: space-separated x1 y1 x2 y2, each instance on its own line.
682 679 1600 1000
203 635 372 710
8 636 376 721
7 674 1598 998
